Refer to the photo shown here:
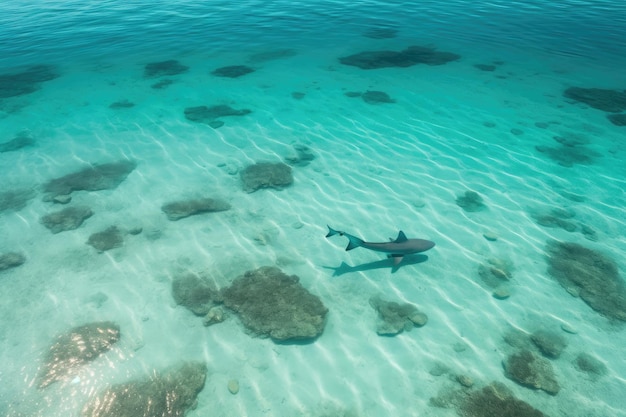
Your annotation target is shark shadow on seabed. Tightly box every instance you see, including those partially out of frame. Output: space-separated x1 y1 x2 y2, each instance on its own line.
323 254 429 276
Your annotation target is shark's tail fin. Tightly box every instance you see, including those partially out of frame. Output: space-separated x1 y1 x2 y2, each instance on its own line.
344 233 364 251
326 225 342 238
326 226 364 251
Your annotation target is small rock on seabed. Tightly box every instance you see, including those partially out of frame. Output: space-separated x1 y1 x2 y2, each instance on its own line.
483 232 498 241
227 379 239 394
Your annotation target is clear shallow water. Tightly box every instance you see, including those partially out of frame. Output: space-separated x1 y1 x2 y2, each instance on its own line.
1 1 626 417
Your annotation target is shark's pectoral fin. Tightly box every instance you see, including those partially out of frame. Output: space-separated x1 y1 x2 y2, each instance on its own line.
390 254 404 265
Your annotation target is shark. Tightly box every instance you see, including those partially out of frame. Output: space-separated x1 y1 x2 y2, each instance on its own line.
326 226 435 266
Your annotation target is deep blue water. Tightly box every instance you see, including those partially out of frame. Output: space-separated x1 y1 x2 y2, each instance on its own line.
2 0 626 68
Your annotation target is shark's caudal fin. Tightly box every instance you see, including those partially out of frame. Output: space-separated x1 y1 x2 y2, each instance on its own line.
344 233 364 251
325 225 341 238
326 226 364 251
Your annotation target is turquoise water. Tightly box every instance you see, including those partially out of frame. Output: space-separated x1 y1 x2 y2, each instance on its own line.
1 1 626 417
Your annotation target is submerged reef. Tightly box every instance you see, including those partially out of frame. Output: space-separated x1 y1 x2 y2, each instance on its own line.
369 295 428 335
222 266 328 342
143 60 189 78
530 206 598 241
562 86 626 127
240 162 293 193
574 352 607 379
530 329 568 359
0 131 35 153
184 104 251 128
535 143 600 166
343 90 397 104
361 90 395 104
546 240 626 321
81 361 207 417
477 258 513 299
0 64 59 98
455 190 486 212
340 45 460 69
535 133 601 167
87 226 125 252
38 321 120 388
474 63 497 72
563 87 626 113
459 382 547 417
161 197 231 221
40 206 93 234
211 65 255 78
42 160 136 200
503 349 560 395
171 272 222 316
430 381 547 417
0 188 36 213
109 99 134 109
0 252 26 271
607 113 626 126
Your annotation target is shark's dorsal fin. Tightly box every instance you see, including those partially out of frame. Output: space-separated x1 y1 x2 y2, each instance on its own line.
395 231 408 243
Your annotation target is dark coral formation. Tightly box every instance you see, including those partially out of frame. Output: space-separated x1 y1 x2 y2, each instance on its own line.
574 352 607 378
535 133 600 167
0 252 26 271
553 132 590 147
240 162 293 193
607 113 626 126
82 361 207 417
0 131 35 153
211 65 255 78
143 60 188 78
535 143 599 166
532 207 578 232
503 350 560 395
0 65 58 98
478 258 513 288
109 99 134 109
458 382 547 417
474 63 497 72
222 266 328 342
562 87 626 127
161 198 231 221
38 321 120 388
40 206 93 234
42 160 136 200
0 188 36 212
87 226 124 252
369 295 428 335
171 272 222 316
563 87 626 113
184 104 251 128
151 79 174 89
455 191 486 212
362 90 395 104
339 45 460 69
546 241 626 321
531 329 567 359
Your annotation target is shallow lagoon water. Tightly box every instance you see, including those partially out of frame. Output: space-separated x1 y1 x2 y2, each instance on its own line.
1 1 626 416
